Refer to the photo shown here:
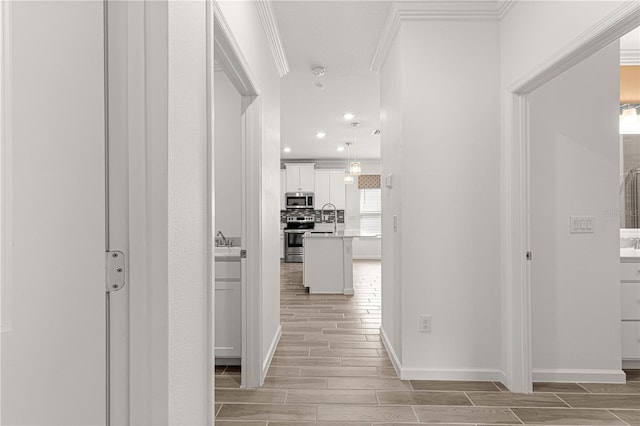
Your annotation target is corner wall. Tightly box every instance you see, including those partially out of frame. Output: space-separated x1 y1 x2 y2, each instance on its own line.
529 42 623 382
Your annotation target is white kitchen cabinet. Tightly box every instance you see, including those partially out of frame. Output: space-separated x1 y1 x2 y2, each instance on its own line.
280 169 286 210
280 229 284 259
620 260 640 368
215 258 241 359
315 169 346 210
285 163 315 192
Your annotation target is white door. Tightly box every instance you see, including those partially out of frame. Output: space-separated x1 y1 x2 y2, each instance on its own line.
1 2 107 425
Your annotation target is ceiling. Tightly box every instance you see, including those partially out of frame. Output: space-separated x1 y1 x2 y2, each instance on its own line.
274 1 391 161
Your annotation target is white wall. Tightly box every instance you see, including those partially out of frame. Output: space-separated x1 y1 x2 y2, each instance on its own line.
216 0 282 375
529 42 623 382
214 70 242 237
380 20 501 380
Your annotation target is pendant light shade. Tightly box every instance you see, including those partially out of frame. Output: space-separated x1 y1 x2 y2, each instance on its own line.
344 173 354 184
349 161 361 175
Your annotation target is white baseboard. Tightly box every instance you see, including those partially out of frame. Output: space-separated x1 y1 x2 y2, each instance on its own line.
401 368 502 381
380 326 402 378
262 325 282 383
532 368 626 383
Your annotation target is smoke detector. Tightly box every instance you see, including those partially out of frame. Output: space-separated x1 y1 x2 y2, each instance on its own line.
350 122 360 128
312 66 326 77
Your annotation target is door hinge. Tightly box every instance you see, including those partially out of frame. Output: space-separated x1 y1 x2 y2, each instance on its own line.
106 251 126 292
526 251 532 261
241 249 247 259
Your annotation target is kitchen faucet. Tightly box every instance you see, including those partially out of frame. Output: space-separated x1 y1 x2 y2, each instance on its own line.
321 203 338 234
216 230 229 247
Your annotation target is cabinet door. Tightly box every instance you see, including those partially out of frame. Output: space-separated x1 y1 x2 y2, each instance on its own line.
315 170 331 209
329 171 346 210
215 280 242 358
299 164 315 192
285 165 300 192
280 169 286 210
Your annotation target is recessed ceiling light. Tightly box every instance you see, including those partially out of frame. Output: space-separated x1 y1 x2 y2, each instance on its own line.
316 131 326 139
283 147 291 153
312 66 326 77
337 146 345 152
343 113 355 120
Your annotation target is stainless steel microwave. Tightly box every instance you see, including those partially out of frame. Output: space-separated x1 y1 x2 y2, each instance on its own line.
285 192 314 209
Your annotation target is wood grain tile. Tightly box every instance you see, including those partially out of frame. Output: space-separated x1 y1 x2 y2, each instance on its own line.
610 409 640 424
215 421 267 426
310 348 380 357
533 382 588 393
328 377 412 390
466 391 568 407
216 375 242 389
216 404 316 421
511 407 626 425
286 389 378 404
215 389 287 404
262 376 328 389
376 390 472 406
413 406 520 424
578 382 640 394
557 393 640 409
271 356 341 366
265 366 301 377
317 404 417 422
299 366 379 377
410 380 501 392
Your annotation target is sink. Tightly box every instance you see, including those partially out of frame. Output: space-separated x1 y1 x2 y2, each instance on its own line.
214 246 241 257
621 247 640 258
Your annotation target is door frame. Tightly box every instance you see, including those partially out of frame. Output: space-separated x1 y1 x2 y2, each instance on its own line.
501 1 640 393
210 1 263 389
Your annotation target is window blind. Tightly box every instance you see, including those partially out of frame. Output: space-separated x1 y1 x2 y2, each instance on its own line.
360 188 381 235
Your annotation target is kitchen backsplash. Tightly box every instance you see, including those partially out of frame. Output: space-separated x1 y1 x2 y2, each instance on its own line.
281 209 345 224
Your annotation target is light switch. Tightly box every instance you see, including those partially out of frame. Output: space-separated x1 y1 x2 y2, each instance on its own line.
570 216 595 234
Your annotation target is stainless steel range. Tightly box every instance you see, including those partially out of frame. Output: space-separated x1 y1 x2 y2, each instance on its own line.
284 215 315 263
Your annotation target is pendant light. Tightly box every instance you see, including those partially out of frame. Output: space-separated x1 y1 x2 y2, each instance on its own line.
349 122 361 175
344 142 354 184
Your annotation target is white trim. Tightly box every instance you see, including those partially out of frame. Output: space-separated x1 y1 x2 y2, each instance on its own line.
509 1 640 94
1 0 13 334
370 1 507 73
502 1 640 394
211 1 264 390
380 326 402 379
532 369 626 384
212 1 260 97
353 255 382 260
401 368 503 382
262 325 282 382
621 49 640 65
254 0 289 77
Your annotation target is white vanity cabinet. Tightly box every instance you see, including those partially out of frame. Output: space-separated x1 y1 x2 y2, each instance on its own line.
620 259 640 368
315 170 346 210
215 258 241 360
285 163 315 192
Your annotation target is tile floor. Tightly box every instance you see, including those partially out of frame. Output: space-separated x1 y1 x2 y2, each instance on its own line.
215 260 640 425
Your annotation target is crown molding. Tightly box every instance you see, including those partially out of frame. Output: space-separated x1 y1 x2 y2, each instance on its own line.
621 49 640 66
255 0 289 77
509 0 640 94
370 1 508 73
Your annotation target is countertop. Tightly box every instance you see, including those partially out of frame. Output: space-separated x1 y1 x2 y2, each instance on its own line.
303 229 380 239
215 246 241 260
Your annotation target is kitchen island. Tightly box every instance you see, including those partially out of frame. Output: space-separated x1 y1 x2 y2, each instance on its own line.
302 230 380 295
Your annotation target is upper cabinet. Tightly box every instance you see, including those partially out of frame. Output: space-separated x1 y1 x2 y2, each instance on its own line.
285 163 315 193
315 170 346 210
280 169 286 210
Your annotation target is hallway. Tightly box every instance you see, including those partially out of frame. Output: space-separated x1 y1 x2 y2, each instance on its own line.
215 261 640 425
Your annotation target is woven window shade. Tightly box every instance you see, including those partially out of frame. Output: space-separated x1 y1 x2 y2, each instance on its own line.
358 174 381 189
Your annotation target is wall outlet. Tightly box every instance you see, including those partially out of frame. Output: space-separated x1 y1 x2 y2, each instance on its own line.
419 315 432 333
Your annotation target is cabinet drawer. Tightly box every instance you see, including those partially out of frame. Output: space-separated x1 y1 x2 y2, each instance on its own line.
622 321 640 359
215 260 241 280
622 283 640 320
620 262 640 282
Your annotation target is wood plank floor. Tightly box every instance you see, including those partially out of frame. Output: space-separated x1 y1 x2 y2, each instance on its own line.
215 260 640 425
